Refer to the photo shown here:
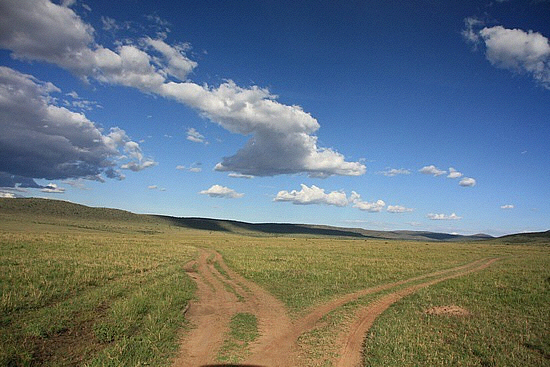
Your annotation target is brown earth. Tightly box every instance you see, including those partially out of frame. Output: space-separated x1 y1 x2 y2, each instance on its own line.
172 250 497 367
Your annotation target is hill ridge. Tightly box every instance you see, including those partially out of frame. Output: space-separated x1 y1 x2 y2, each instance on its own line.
2 197 532 242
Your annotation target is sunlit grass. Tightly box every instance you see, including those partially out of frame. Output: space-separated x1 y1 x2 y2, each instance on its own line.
1 198 548 367
0 221 197 366
362 250 550 366
215 238 520 314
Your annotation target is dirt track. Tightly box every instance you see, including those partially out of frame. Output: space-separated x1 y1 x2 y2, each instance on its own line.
172 249 497 367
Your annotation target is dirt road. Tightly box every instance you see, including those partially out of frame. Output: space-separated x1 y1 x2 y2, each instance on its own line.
172 249 497 367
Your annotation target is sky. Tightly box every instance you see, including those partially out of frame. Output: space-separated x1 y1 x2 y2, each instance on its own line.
1 0 549 236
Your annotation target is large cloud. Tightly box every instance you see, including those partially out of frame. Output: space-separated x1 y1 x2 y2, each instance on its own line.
463 18 550 89
0 66 155 185
0 0 365 178
350 192 386 212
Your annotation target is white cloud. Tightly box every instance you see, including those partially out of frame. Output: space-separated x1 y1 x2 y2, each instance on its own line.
447 167 463 179
0 0 365 178
274 184 348 206
0 192 16 198
459 177 476 187
186 127 207 144
427 213 462 220
350 192 386 212
419 165 447 176
501 204 514 209
378 168 411 177
200 184 244 199
462 17 485 46
162 81 365 177
387 205 413 213
148 185 158 189
228 173 254 179
41 183 65 193
463 18 550 89
176 164 202 172
0 67 154 184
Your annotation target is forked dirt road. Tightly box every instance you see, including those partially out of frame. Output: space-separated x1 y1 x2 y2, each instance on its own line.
172 249 498 367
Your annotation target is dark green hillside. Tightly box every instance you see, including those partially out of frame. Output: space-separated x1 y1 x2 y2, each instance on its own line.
494 230 550 245
0 197 147 222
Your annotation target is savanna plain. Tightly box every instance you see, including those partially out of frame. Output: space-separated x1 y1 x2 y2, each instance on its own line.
1 198 549 366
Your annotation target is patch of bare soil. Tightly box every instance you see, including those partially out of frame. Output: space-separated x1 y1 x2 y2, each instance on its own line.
173 252 497 367
425 305 470 316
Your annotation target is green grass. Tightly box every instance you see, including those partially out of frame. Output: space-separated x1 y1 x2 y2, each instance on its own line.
217 312 259 363
1 198 548 366
362 250 550 366
0 221 197 366
215 239 521 314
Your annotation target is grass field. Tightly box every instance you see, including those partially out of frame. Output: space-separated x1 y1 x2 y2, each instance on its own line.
1 198 548 366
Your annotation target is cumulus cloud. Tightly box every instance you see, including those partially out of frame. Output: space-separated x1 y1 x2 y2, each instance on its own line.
378 168 411 177
459 177 476 187
274 184 348 206
501 204 514 209
387 205 413 213
273 185 390 214
162 81 365 177
0 66 155 185
419 165 447 176
0 0 365 178
200 184 244 199
447 167 463 179
427 213 462 220
350 192 386 212
463 18 550 89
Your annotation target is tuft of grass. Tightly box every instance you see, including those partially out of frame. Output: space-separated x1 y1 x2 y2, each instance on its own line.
217 312 259 363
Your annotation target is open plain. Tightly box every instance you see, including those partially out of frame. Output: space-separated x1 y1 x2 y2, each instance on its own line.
1 198 549 366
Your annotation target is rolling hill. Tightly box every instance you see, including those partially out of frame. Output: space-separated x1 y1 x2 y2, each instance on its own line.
0 197 507 241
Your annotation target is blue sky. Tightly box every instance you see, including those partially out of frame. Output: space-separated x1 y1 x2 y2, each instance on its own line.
1 0 549 236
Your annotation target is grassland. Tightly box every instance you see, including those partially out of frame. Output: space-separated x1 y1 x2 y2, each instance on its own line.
0 200 201 366
1 198 548 366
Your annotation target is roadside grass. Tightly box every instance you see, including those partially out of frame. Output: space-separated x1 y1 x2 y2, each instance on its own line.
0 221 197 366
362 249 550 366
217 312 259 364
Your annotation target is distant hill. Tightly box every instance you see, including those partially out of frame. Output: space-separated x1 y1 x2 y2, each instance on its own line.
0 197 505 242
493 230 550 245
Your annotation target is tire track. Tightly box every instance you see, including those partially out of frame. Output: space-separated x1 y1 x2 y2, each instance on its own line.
243 258 494 366
334 258 499 367
174 250 498 367
172 249 290 367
